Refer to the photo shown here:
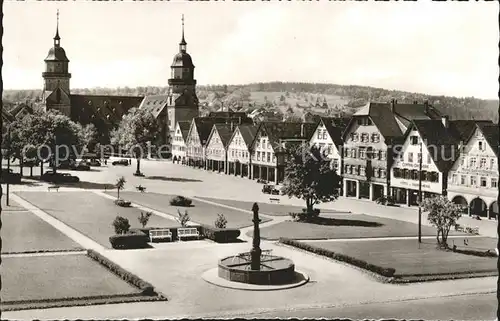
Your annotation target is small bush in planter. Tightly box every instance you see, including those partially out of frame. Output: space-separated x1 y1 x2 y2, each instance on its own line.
170 195 193 207
201 225 240 243
109 229 149 249
214 214 228 229
138 211 153 228
176 209 191 227
112 216 131 234
115 199 132 207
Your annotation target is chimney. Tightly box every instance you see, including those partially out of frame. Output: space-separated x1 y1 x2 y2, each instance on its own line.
441 115 449 128
390 99 396 113
424 100 429 114
300 122 305 137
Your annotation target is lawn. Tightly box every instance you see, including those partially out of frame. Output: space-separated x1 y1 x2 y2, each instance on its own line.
196 197 345 217
1 211 82 253
304 237 497 277
254 214 466 240
15 191 176 248
1 254 139 302
107 191 272 228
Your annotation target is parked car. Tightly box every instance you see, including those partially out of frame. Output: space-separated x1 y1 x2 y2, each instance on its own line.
112 159 130 166
0 168 22 184
71 161 91 171
87 159 101 167
41 171 80 183
49 159 76 169
262 184 280 195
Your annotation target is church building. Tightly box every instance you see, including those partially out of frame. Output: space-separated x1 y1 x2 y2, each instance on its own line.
41 11 199 146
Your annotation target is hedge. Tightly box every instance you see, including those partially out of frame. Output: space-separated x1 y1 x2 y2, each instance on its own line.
109 229 149 249
452 247 498 258
280 238 396 277
87 249 156 296
200 225 241 243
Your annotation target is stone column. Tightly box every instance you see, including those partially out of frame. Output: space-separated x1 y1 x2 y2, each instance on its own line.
266 167 269 182
240 162 244 177
369 183 374 201
274 168 278 185
383 184 388 197
487 209 490 220
406 189 411 206
355 180 360 199
343 179 348 197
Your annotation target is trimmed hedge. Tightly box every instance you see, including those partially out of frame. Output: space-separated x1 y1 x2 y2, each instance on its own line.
452 247 498 258
169 195 192 207
200 225 240 243
87 249 156 295
280 238 396 277
289 208 321 222
109 229 149 249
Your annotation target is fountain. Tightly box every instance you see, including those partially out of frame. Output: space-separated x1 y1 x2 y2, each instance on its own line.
217 203 298 286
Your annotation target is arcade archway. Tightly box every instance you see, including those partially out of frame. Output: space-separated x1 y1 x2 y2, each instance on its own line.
470 197 487 217
452 195 468 214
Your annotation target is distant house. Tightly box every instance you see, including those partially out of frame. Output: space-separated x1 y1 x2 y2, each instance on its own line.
205 123 235 173
226 124 259 178
171 121 191 164
309 117 345 176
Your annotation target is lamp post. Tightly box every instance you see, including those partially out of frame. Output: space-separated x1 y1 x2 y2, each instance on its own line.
250 202 262 270
418 141 423 243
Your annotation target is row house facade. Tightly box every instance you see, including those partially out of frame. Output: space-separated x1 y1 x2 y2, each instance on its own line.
342 100 442 201
309 117 348 176
226 124 259 178
205 123 234 173
171 121 191 164
447 122 499 219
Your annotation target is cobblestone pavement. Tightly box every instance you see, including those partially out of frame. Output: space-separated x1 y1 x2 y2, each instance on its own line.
2 159 497 319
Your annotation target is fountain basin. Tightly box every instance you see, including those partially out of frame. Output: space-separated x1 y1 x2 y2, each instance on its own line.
218 254 295 285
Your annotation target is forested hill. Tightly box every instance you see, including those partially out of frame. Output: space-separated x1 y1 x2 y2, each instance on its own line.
3 81 498 122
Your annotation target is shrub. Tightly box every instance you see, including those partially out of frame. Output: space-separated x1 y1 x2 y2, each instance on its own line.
170 195 192 207
87 249 155 295
214 214 228 229
201 225 240 243
112 216 131 234
138 211 153 228
114 199 132 207
289 208 321 222
280 238 396 277
109 229 149 249
176 209 191 227
376 196 396 206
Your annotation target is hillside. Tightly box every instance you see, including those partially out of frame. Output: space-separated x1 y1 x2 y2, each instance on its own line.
3 82 498 122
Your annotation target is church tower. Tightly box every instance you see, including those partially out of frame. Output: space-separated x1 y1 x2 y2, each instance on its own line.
42 10 72 117
166 15 199 140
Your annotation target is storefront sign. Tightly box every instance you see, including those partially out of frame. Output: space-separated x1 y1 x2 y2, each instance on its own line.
399 162 431 170
391 178 440 193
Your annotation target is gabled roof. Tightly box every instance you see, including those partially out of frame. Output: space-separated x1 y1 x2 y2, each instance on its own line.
475 123 499 157
254 121 316 151
9 103 33 118
139 95 169 118
448 120 493 144
177 121 191 141
208 123 234 148
346 101 442 140
317 117 345 147
237 124 259 148
408 120 459 172
70 94 144 125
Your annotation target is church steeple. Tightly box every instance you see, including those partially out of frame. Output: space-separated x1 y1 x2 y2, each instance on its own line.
179 14 187 53
54 9 61 47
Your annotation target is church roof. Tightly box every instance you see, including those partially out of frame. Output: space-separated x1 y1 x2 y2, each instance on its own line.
45 46 69 62
139 95 169 118
171 52 194 68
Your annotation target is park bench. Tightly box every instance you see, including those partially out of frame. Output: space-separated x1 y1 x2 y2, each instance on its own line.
269 197 280 204
149 229 172 242
47 185 60 192
136 185 146 193
177 227 200 241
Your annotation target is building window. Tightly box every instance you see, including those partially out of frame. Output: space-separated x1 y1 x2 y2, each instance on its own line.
470 176 477 186
361 133 369 143
350 165 355 174
480 177 487 187
322 131 327 140
460 157 465 167
371 133 380 143
343 148 349 157
427 153 431 164
460 175 466 185
469 157 476 168
351 149 357 158
408 152 414 163
478 141 483 151
317 130 322 139
353 133 359 142
360 166 366 176
267 152 271 162
492 178 498 188
327 144 333 155
491 158 496 170
332 159 339 169
479 158 487 169
410 136 419 145
344 164 349 174
359 147 366 159
451 174 457 184
257 151 261 161
380 150 386 161
380 169 386 178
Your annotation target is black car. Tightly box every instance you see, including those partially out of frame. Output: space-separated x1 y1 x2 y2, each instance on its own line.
71 161 91 171
262 184 280 195
49 159 76 169
88 159 101 167
112 159 129 166
0 169 22 184
41 171 80 183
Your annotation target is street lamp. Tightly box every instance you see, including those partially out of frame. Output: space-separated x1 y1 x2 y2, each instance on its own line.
418 141 423 243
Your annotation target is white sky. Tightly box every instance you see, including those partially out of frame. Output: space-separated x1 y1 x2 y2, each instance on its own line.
3 1 499 99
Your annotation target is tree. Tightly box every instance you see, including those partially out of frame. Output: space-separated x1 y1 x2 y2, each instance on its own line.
110 107 160 175
138 211 153 228
115 176 126 199
281 144 342 216
82 124 98 153
176 209 191 227
214 213 227 229
112 216 130 234
421 196 464 249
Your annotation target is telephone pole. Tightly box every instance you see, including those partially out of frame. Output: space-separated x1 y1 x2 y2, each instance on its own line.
418 141 423 243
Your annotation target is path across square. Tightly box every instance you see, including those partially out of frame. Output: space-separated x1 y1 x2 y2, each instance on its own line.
15 191 176 248
305 237 497 277
254 214 466 240
1 210 82 253
106 191 272 228
1 254 139 302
